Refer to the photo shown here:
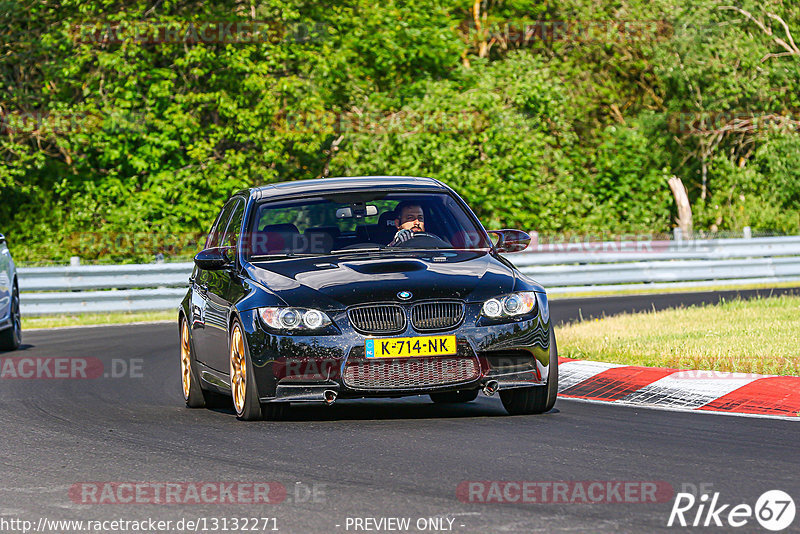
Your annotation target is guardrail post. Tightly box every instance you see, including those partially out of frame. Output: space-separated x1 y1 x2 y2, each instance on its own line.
70 256 81 267
743 226 752 239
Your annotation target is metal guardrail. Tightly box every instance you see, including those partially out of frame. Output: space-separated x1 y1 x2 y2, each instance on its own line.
17 235 800 315
513 236 800 267
19 263 192 292
21 288 188 315
514 235 800 266
520 257 800 287
18 263 193 316
515 234 800 293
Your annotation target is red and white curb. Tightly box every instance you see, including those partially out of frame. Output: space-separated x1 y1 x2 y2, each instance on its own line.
557 358 800 420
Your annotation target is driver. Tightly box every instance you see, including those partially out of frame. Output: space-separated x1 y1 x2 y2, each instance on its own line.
389 201 426 246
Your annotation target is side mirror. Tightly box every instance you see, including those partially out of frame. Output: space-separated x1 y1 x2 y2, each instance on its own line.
489 229 531 253
194 247 234 270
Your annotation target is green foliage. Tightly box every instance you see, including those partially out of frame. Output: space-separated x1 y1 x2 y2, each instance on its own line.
1 0 799 263
694 130 800 233
584 114 673 232
331 53 592 233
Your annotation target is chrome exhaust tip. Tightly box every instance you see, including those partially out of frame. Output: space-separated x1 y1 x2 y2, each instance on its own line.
323 390 338 405
483 380 499 397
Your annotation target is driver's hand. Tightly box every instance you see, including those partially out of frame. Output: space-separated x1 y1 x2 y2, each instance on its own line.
389 228 414 246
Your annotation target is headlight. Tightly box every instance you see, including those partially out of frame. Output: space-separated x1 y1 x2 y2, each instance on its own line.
481 292 537 319
535 292 549 323
258 307 332 331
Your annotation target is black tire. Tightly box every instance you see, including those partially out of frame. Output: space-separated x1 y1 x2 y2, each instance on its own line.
500 325 559 415
430 389 480 404
180 316 207 408
230 318 264 421
0 282 21 352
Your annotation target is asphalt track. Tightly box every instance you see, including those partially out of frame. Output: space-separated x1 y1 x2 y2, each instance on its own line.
1 291 799 533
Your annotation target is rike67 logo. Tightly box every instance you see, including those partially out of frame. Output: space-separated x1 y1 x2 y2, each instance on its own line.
668 489 796 531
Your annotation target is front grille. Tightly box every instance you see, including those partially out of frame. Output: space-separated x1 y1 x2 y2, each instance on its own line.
348 305 406 334
343 356 480 390
411 301 464 331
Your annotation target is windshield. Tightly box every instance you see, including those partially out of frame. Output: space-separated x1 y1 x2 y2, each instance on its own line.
244 191 491 258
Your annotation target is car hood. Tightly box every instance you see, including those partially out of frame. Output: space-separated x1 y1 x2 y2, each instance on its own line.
245 250 524 309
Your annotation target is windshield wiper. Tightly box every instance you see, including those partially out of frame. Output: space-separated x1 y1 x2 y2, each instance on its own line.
248 253 323 261
329 246 388 254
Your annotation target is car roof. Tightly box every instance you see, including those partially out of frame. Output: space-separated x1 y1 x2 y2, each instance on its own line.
246 176 449 201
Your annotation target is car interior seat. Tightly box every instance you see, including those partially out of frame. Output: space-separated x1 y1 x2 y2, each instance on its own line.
303 226 340 254
251 223 301 255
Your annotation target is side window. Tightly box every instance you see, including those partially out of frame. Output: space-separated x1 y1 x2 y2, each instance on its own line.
221 199 245 248
205 199 237 249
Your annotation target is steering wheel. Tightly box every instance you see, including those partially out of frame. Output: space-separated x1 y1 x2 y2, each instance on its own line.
394 232 452 248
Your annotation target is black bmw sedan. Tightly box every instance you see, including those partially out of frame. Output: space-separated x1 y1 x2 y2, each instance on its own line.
179 176 557 420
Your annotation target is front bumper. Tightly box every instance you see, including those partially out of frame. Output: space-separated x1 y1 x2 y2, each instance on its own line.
235 303 552 403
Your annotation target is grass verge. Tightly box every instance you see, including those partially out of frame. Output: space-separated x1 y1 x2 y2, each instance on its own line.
22 310 176 330
557 295 800 376
548 280 800 299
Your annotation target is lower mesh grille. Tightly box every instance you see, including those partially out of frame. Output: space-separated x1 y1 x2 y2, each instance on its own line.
343 357 480 390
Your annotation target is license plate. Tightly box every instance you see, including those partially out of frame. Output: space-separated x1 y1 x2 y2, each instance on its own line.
365 335 457 358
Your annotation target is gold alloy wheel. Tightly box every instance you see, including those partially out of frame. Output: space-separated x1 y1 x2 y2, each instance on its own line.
180 320 191 401
230 325 247 414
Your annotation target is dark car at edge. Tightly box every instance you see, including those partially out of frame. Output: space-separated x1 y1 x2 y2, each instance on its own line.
179 176 557 420
0 233 21 352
